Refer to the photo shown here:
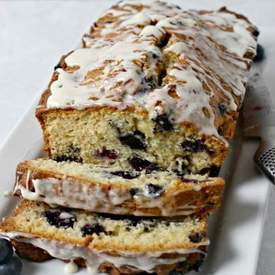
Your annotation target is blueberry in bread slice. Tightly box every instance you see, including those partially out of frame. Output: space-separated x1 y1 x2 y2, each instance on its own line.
0 200 209 274
15 159 224 216
36 0 258 176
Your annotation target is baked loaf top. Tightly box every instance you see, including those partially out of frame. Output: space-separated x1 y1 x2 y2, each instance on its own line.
37 0 258 139
0 200 209 274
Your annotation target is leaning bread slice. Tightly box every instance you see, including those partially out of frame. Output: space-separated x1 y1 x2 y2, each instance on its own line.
0 200 209 274
15 159 224 216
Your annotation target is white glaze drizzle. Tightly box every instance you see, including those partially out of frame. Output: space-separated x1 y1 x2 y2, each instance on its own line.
15 175 207 216
0 232 207 274
64 261 79 274
46 0 257 139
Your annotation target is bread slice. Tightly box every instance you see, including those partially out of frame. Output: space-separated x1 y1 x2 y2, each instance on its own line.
36 1 258 176
15 159 224 216
0 200 209 274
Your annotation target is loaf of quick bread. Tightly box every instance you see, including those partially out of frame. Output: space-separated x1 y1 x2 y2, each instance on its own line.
0 200 209 274
36 0 258 176
15 159 224 216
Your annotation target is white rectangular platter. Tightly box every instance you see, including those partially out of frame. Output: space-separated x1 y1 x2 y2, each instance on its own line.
0 93 270 275
0 0 273 274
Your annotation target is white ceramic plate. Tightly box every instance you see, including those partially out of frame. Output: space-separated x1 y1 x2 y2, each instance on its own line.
0 97 269 275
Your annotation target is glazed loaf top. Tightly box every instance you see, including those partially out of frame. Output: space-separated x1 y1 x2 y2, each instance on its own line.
39 0 258 139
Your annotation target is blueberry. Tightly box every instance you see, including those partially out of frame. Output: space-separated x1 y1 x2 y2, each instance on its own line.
54 155 69 162
217 103 226 115
0 256 22 275
253 29 260 37
199 165 220 176
81 224 106 237
145 76 156 89
206 202 215 210
153 114 173 133
189 257 205 272
144 183 164 198
218 126 224 136
119 131 147 150
151 52 159 59
159 33 170 48
54 145 82 163
198 167 209 175
128 217 148 227
128 157 159 173
181 139 207 153
129 188 141 196
254 44 265 62
54 155 82 162
54 63 61 70
111 171 139 179
44 210 76 228
189 232 203 243
209 165 220 176
0 239 13 264
176 261 188 269
95 147 118 160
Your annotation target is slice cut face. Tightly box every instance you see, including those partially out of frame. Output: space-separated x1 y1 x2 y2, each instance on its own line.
0 200 209 274
15 159 225 216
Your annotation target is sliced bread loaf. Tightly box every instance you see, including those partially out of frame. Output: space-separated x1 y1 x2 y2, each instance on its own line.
15 159 224 216
36 0 258 175
0 200 209 274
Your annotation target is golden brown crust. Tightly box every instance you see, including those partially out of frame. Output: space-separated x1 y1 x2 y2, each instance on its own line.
12 240 52 262
11 240 205 275
15 160 224 217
